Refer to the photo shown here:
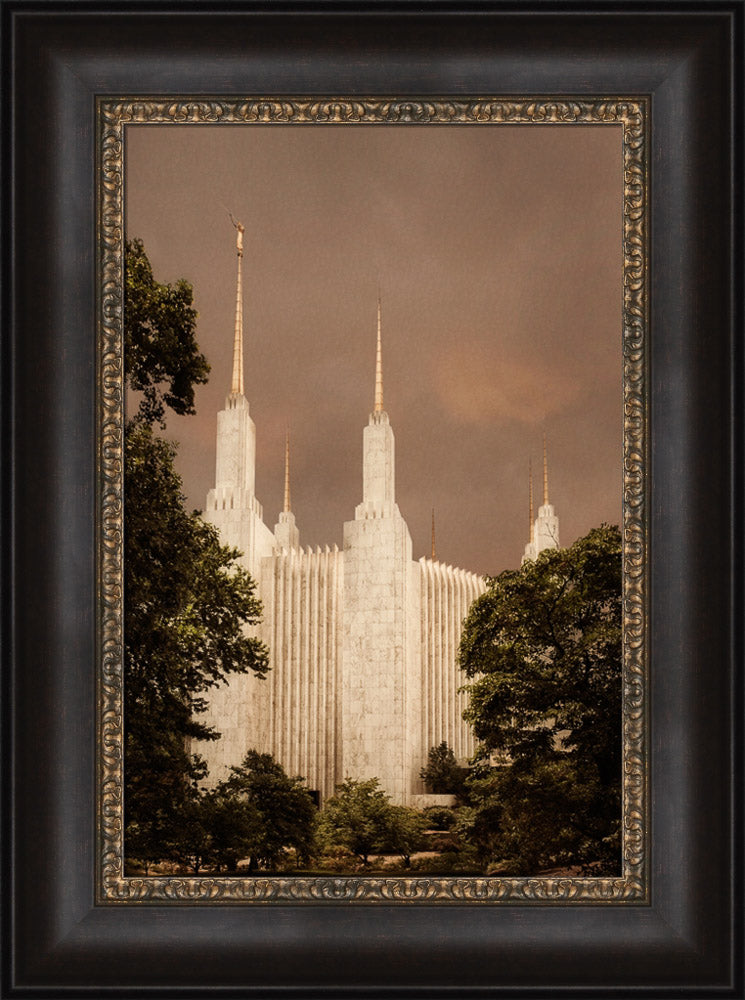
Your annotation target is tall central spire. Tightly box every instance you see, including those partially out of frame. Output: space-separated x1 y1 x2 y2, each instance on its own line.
529 460 534 543
230 218 245 397
283 428 291 513
358 289 396 518
374 293 384 413
542 434 549 506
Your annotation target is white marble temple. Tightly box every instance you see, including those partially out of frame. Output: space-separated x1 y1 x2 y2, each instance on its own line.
195 230 559 804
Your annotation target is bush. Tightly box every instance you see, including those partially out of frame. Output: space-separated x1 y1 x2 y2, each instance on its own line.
409 851 482 875
422 806 456 830
428 832 460 853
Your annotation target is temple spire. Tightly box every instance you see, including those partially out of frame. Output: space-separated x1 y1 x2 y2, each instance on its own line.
431 508 436 560
530 434 559 555
230 217 245 396
358 287 396 518
283 427 291 513
274 424 299 551
529 460 534 543
374 293 384 413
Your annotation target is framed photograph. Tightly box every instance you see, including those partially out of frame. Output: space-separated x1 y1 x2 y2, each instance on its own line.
4 2 742 994
104 98 643 901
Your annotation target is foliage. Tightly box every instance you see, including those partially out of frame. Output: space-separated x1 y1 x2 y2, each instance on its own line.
463 759 620 875
312 845 361 874
124 238 210 426
458 524 622 874
318 778 393 865
203 788 262 873
127 751 317 875
124 421 270 867
381 806 428 868
162 788 217 875
408 844 481 876
217 751 317 871
123 240 269 869
422 806 457 831
419 741 465 796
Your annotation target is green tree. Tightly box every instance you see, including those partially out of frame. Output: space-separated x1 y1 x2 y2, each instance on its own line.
217 751 317 871
125 237 210 426
381 806 428 868
318 778 392 865
205 788 263 873
124 421 270 868
419 741 464 796
458 524 622 874
123 240 269 870
163 789 216 875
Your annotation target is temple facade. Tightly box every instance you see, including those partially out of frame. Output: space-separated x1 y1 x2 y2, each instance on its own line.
196 224 559 804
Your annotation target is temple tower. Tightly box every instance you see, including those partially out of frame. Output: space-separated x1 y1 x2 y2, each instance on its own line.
524 436 560 559
204 218 275 578
341 297 422 803
199 220 275 780
522 460 537 563
534 434 560 552
274 429 300 551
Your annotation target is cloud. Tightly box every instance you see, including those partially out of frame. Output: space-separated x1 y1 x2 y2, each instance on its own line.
431 345 579 426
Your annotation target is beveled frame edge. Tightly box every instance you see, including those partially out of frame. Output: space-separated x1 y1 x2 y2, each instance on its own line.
5 2 740 993
97 96 648 905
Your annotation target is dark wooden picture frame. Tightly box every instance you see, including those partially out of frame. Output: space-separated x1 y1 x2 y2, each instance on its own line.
3 2 742 994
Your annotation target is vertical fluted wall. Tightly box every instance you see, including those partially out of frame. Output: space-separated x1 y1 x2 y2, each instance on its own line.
261 545 344 800
418 558 486 775
201 544 484 802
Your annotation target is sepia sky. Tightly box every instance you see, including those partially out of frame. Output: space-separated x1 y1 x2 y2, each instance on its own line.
125 123 623 576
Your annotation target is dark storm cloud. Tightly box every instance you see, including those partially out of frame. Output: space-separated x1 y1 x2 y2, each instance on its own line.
125 123 622 576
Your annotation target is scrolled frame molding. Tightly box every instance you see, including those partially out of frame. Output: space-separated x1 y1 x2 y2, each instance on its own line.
98 96 648 905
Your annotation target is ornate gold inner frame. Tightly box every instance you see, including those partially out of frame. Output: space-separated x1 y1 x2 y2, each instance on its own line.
98 98 648 904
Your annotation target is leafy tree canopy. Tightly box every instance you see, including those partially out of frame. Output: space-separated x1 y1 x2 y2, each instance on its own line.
218 751 317 871
125 422 269 733
380 806 428 868
318 778 393 865
419 741 465 796
123 239 268 869
124 420 270 867
125 237 210 426
460 524 622 776
458 524 622 874
203 787 263 874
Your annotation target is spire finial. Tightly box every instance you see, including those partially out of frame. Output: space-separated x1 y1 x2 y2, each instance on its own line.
374 292 384 413
283 426 291 513
230 216 245 396
542 433 549 506
529 460 534 543
431 507 436 561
